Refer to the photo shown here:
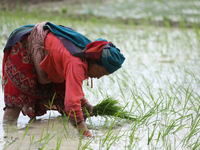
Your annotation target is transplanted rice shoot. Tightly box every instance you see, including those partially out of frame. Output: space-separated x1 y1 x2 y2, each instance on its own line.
84 97 135 121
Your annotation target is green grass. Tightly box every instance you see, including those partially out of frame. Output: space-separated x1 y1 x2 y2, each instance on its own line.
1 1 200 149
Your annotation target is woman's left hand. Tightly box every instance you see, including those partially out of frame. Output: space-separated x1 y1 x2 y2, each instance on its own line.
82 103 93 116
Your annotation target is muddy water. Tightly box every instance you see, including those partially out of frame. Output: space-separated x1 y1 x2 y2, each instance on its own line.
0 88 5 150
0 106 81 149
0 81 80 150
2 119 79 150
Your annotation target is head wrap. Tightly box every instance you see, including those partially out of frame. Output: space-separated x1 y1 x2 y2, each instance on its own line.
84 38 125 74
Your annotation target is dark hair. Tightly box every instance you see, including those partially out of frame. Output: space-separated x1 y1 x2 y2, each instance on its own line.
95 60 103 66
88 59 103 66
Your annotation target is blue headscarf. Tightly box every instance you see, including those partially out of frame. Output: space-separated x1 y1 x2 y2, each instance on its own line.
101 45 125 74
85 38 125 74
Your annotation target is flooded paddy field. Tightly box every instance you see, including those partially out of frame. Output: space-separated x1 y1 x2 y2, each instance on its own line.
0 0 200 149
29 0 200 27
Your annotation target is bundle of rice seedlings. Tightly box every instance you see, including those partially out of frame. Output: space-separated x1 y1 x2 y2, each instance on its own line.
84 97 135 120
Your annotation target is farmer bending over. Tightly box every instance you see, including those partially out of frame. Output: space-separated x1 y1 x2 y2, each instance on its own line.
2 22 125 137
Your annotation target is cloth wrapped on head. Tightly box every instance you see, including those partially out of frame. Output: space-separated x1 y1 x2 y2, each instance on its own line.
84 38 125 74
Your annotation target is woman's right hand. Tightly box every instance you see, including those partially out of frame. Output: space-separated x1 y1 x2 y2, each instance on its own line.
78 121 92 137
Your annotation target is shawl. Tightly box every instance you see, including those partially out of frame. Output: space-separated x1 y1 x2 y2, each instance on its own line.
26 22 51 84
3 22 91 53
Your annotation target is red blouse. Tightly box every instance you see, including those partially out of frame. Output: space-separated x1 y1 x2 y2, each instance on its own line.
40 32 88 125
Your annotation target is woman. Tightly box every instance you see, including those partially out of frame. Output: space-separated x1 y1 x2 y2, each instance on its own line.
2 22 125 137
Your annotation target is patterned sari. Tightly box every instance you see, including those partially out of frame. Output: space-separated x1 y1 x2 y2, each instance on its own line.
2 37 65 118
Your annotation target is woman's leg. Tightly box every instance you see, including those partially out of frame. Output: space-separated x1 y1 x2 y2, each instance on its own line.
3 107 21 125
2 38 36 125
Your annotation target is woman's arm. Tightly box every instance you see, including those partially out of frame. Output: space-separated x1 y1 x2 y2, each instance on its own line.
64 60 92 136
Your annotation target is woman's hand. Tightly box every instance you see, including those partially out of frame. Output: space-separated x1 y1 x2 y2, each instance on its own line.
78 121 92 137
82 103 93 116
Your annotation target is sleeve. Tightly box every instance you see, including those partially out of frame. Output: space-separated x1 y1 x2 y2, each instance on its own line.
64 60 87 126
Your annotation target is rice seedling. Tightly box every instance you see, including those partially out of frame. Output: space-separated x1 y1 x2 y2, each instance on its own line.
17 119 34 149
3 125 18 149
28 134 35 149
83 97 136 121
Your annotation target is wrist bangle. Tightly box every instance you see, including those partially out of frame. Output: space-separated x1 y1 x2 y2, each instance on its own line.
83 130 92 137
81 98 89 107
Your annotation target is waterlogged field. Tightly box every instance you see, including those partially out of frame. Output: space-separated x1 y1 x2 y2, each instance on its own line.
0 1 200 150
34 0 200 27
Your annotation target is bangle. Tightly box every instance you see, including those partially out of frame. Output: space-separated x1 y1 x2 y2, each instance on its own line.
83 130 92 137
80 98 89 107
